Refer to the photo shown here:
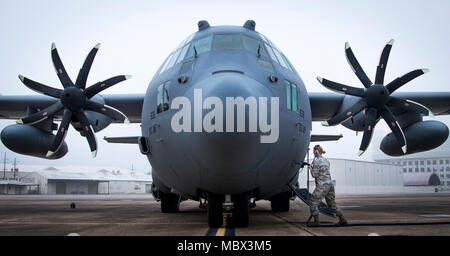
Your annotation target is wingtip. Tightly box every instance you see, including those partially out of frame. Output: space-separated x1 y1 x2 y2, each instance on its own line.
422 69 430 74
388 39 395 46
51 43 56 50
345 42 350 50
316 76 323 83
46 151 54 158
95 43 101 49
321 121 329 126
401 145 407 154
18 74 25 82
357 150 364 157
16 119 23 124
125 75 132 80
92 150 97 158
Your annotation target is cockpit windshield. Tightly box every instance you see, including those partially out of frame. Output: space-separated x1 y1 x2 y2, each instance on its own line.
213 34 241 50
159 32 295 75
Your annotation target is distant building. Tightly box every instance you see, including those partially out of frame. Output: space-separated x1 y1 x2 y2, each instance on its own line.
373 137 450 187
298 158 439 194
1 165 152 195
0 170 39 195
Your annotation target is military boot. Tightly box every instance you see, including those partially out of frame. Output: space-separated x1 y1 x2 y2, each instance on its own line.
336 215 348 226
307 215 320 227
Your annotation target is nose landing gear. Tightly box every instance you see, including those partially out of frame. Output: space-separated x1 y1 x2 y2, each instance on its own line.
206 192 249 228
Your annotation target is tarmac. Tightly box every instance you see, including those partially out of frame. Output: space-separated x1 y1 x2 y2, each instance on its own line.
0 193 449 236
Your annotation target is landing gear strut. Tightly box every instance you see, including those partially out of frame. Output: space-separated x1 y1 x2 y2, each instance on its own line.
270 191 291 212
206 192 249 228
160 191 181 213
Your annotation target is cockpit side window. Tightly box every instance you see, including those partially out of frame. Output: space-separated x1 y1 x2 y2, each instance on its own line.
176 44 190 64
156 81 171 114
213 34 242 50
280 53 295 72
242 35 268 58
166 48 182 71
272 48 289 70
179 59 196 74
265 43 280 65
159 54 174 74
185 35 213 59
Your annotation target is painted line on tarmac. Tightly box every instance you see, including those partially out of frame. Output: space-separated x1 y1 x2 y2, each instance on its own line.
205 227 235 236
205 213 236 236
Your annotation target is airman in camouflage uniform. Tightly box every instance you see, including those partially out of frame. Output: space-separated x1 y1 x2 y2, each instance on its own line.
307 145 348 227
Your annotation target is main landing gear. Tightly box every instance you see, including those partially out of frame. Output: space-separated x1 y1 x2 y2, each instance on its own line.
159 191 181 213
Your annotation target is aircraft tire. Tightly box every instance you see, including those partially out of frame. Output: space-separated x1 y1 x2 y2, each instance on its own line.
160 191 180 213
207 193 224 228
270 191 291 212
231 193 249 227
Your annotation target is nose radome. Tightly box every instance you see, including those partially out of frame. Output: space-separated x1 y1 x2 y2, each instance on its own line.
182 73 274 180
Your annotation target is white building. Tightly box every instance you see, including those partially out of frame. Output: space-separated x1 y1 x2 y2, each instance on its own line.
373 136 450 187
297 158 439 194
1 165 152 195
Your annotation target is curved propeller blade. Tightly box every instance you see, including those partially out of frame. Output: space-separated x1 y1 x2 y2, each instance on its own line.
18 75 62 98
345 42 373 88
46 110 72 158
386 69 429 94
322 99 367 126
358 108 378 156
375 39 394 84
380 106 407 154
316 76 365 97
85 100 130 124
84 75 131 99
17 101 63 125
75 111 98 157
51 43 74 88
386 97 434 117
75 43 101 89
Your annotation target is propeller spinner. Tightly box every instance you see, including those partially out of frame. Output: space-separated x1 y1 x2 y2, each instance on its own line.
17 43 131 158
317 40 433 156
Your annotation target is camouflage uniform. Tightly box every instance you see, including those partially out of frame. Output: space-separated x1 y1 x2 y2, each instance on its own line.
309 155 343 217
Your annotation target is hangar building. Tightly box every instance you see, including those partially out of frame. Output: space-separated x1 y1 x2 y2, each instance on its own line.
297 158 440 194
0 165 152 195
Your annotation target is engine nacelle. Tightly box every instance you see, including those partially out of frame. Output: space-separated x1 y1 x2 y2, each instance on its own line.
339 96 365 131
1 124 68 159
380 120 449 156
84 95 112 132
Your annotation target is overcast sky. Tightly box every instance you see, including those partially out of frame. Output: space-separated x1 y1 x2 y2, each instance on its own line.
0 0 449 173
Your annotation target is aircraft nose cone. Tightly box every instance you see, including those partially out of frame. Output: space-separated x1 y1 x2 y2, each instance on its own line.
182 73 275 193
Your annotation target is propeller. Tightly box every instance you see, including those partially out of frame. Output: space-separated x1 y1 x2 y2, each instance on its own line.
317 39 433 156
17 43 131 158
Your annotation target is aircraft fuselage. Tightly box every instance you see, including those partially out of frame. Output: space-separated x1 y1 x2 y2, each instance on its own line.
141 25 312 200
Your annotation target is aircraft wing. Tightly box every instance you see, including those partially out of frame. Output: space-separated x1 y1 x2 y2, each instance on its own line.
309 92 450 121
0 94 144 123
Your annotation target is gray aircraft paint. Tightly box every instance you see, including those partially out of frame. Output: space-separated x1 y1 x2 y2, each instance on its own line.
141 24 311 198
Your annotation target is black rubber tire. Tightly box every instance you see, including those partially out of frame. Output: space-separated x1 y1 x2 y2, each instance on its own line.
231 193 249 227
270 191 291 212
207 193 224 228
160 191 180 213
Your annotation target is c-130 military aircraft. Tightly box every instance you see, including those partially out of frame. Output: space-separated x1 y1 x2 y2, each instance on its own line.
1 20 449 228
